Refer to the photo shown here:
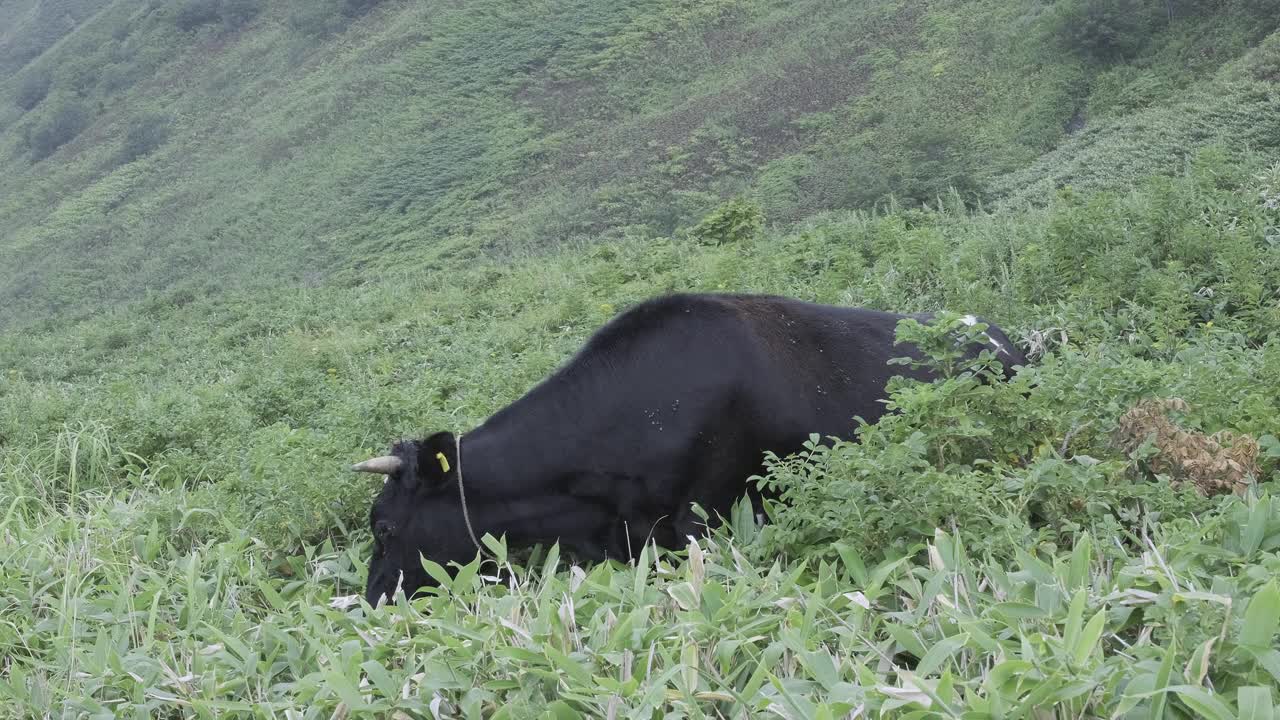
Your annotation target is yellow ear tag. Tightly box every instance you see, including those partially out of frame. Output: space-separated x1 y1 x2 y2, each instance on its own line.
436 452 451 473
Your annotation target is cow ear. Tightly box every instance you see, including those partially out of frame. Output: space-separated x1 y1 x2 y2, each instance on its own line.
413 431 457 489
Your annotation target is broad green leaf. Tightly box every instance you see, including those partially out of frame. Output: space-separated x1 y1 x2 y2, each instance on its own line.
742 643 783 701
1014 547 1054 585
543 646 593 688
936 671 956 706
834 543 868 585
916 633 970 676
869 554 912 593
1240 581 1280 649
360 660 398 701
609 605 650 651
799 650 840 691
255 580 289 613
1169 686 1235 720
1066 532 1092 590
1241 648 1280 685
1238 687 1275 720
990 602 1049 621
1072 609 1106 666
633 544 650 599
481 532 507 565
1049 680 1098 704
541 700 583 720
202 624 254 666
899 670 961 718
542 542 562 579
1035 582 1065 617
770 674 818 718
323 669 369 711
420 556 453 589
1012 676 1066 715
987 659 1033 692
1064 588 1087 651
876 681 932 711
1151 635 1177 720
1188 637 1218 687
884 622 928 659
958 620 1000 652
451 554 480 594
681 641 699 693
1173 590 1233 606
933 528 957 570
1242 500 1268 557
667 581 699 612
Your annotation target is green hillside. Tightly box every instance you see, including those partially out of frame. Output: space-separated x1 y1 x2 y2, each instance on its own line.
2 0 1277 326
2 0 1280 716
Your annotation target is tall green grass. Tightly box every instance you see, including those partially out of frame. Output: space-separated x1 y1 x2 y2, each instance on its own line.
2 150 1279 715
3 470 1279 716
2 4 1279 713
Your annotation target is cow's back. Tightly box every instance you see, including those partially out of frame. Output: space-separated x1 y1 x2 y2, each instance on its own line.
712 296 932 446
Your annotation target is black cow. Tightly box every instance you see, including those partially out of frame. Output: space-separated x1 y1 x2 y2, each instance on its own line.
353 293 1024 604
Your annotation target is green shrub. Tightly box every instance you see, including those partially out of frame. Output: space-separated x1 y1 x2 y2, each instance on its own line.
340 0 383 18
1051 0 1161 61
118 113 171 164
753 314 1250 563
1247 31 1280 83
14 72 52 111
24 100 90 160
286 0 348 38
210 423 370 548
221 0 262 30
174 0 222 31
688 197 765 245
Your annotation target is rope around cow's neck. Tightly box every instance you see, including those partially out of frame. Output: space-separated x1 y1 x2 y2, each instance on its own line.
454 433 494 562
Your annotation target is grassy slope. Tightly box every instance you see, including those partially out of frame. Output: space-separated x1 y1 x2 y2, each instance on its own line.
2 149 1279 714
0 0 113 77
1 0 1276 327
2 0 1280 716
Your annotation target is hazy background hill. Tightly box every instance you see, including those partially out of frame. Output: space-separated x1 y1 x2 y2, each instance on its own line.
1 0 1277 327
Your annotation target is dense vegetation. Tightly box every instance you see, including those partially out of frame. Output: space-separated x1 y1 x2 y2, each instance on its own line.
2 0 1279 326
2 0 1280 717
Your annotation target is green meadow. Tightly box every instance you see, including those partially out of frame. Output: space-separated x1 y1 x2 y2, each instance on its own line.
2 0 1280 716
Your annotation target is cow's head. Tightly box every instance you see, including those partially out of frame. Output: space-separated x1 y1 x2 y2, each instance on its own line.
353 431 476 606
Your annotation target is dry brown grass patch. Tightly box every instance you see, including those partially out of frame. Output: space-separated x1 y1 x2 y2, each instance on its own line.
1114 398 1260 496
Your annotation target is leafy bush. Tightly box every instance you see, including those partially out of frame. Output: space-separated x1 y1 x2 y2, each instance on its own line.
169 0 261 34
286 0 349 38
174 0 223 31
1051 0 1161 61
688 197 765 245
14 72 52 111
24 100 90 160
340 0 384 18
1247 30 1280 83
118 113 171 164
221 0 263 30
210 423 369 549
753 313 1271 563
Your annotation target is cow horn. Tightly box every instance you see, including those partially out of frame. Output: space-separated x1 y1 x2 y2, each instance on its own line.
351 456 403 475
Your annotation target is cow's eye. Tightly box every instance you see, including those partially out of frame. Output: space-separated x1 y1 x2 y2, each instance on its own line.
374 521 394 541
